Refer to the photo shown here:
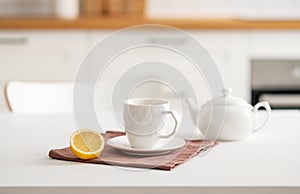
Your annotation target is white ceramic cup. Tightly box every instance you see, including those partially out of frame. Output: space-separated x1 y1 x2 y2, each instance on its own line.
123 98 178 149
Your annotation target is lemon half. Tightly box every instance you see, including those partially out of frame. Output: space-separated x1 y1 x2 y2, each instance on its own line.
70 129 105 160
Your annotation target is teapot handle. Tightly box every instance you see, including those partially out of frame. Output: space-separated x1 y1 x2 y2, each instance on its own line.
253 101 272 132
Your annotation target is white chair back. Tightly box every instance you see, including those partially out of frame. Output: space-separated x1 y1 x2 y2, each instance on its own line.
6 81 73 113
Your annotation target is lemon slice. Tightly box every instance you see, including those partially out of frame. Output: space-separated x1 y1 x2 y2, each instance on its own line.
70 129 105 160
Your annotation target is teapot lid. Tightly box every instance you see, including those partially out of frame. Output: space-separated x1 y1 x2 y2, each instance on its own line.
203 88 252 107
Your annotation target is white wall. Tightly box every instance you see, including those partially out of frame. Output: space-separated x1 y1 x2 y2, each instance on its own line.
146 0 300 20
1 0 300 19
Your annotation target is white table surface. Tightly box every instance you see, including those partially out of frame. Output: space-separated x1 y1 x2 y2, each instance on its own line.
0 110 300 194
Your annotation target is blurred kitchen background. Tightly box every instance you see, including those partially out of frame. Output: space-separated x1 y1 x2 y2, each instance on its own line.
1 0 300 112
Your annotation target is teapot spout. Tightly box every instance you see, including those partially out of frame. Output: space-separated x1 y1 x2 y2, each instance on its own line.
185 97 198 125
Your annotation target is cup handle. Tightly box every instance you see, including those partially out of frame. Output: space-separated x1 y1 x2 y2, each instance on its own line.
253 101 271 132
159 111 178 138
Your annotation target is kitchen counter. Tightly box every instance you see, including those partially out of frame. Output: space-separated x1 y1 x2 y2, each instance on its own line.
2 17 300 29
0 110 300 194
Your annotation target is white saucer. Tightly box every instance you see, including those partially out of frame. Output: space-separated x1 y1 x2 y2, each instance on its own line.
107 136 186 156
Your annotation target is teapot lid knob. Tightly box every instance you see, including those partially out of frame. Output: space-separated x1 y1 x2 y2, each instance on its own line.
222 88 232 97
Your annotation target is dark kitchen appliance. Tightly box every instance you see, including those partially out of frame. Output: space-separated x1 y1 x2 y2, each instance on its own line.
252 59 300 109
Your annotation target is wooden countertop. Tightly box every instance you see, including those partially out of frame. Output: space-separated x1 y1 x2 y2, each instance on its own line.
1 17 300 29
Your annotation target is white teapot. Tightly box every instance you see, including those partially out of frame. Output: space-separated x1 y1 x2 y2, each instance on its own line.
186 88 271 141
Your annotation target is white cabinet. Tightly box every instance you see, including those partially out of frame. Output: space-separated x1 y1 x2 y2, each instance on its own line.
0 30 88 111
0 30 87 82
88 30 251 101
86 30 113 49
1 29 300 112
189 30 250 100
249 30 300 59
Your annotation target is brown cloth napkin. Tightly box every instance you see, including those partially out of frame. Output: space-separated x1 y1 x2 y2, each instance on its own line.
49 131 217 171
